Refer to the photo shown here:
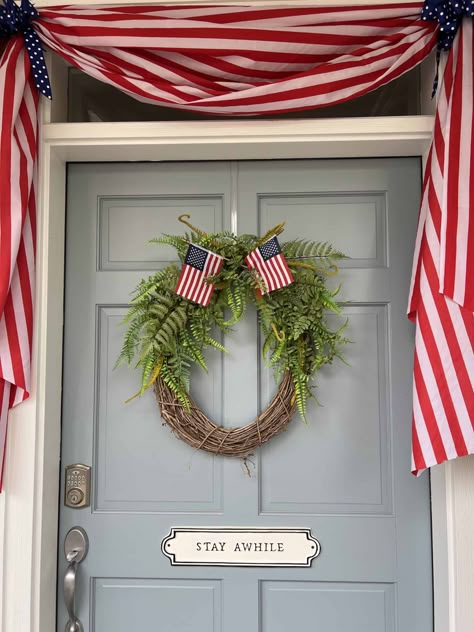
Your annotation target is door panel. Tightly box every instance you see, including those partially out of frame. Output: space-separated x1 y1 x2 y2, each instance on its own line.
260 304 391 515
58 159 432 632
261 581 396 632
93 578 222 632
95 306 223 512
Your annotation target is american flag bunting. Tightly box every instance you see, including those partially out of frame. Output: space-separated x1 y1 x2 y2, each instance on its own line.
408 19 474 475
6 0 474 487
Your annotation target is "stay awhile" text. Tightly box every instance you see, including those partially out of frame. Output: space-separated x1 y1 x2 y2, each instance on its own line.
196 541 285 552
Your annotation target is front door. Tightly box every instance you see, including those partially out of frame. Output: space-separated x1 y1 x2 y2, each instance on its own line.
58 159 432 632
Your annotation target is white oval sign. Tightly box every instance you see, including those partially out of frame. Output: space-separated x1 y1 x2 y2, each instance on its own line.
162 527 321 567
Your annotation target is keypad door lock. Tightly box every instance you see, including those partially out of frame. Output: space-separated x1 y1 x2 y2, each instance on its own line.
65 464 91 509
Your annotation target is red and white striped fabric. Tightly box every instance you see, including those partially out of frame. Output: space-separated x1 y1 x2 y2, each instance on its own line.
408 20 474 474
33 3 437 115
0 36 39 486
0 2 453 489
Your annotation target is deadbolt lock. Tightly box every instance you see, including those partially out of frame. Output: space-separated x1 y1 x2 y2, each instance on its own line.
64 464 91 509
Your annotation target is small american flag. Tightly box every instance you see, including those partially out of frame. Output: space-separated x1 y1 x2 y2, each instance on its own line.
246 236 294 294
175 244 224 307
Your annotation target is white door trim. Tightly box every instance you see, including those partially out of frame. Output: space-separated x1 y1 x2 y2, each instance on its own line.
2 109 470 632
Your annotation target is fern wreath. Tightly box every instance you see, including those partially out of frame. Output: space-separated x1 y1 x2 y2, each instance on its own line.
117 217 349 458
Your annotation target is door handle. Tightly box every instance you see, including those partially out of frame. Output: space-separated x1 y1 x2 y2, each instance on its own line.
64 527 89 632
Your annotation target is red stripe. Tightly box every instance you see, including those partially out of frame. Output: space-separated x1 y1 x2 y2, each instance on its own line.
411 419 426 474
0 41 20 313
466 46 474 310
427 170 442 240
443 28 463 302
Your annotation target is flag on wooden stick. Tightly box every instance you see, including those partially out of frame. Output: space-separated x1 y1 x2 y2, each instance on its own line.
175 244 224 306
246 236 294 294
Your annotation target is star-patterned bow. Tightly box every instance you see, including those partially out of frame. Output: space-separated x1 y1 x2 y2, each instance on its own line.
422 1 474 50
421 1 474 95
0 0 51 98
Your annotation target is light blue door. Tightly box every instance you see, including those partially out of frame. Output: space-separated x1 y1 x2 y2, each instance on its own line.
58 159 432 632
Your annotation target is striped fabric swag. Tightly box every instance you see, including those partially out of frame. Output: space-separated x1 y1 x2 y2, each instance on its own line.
0 1 472 488
408 19 474 474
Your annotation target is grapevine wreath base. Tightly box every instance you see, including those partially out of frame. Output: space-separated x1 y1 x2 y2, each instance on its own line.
155 371 295 457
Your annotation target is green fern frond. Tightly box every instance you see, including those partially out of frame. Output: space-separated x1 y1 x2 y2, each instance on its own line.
204 335 229 354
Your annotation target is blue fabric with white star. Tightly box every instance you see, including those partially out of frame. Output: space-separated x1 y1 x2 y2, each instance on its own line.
184 244 208 271
259 236 282 261
421 1 474 95
0 0 52 99
422 1 474 51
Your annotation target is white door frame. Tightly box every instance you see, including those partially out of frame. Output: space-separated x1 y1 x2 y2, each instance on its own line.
1 111 461 632
2 12 474 629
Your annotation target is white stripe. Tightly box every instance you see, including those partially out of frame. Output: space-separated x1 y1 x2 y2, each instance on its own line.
0 318 14 385
11 386 26 408
0 380 11 480
23 198 36 311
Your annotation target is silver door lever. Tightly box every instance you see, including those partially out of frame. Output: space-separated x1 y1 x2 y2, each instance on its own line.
64 527 89 632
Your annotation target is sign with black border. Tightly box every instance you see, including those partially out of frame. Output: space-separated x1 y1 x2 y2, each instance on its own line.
162 527 321 567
